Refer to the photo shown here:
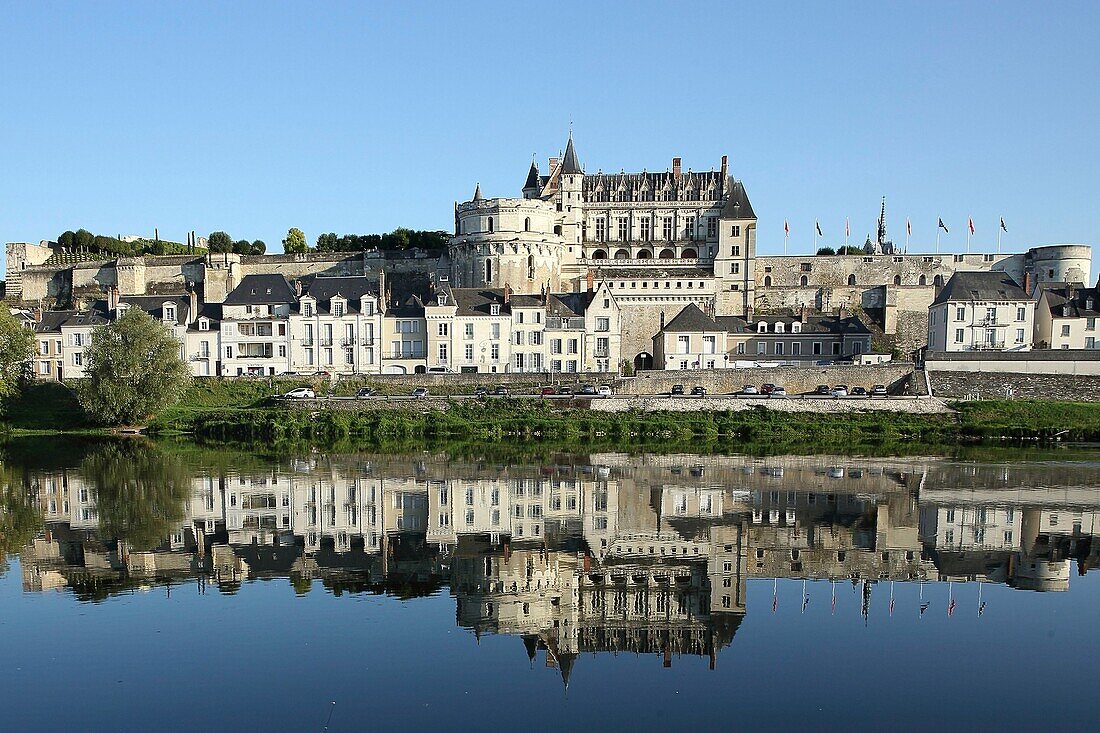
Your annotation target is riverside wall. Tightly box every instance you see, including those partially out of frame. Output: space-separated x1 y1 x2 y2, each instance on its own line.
928 370 1100 401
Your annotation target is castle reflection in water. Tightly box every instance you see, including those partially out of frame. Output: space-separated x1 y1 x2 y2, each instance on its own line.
17 452 1100 680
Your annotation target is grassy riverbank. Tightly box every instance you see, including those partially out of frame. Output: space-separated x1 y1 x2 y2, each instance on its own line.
7 381 1100 454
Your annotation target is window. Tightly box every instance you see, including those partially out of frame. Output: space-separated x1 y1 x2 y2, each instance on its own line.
164 306 176 321
487 217 494 233
703 335 716 354
551 339 562 354
617 217 628 241
485 260 493 283
596 317 610 332
491 344 500 360
1016 307 1026 321
1015 329 1025 344
595 217 605 241
662 217 673 240
438 322 448 336
706 217 717 238
956 307 965 321
676 335 689 354
1088 318 1097 331
344 347 354 364
955 328 965 343
438 343 448 361
812 342 822 355
1087 337 1096 349
491 323 500 339
640 218 651 241
775 342 784 355
490 304 500 317
464 323 474 339
1061 324 1071 337
72 352 82 366
685 217 695 239
757 342 766 355
847 274 856 286
463 343 474 360
568 339 578 354
731 225 741 237
333 301 345 317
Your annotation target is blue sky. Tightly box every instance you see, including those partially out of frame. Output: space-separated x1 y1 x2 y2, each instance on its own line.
2 1 1097 272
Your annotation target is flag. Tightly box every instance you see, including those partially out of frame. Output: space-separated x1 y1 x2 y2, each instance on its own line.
948 598 956 616
919 602 929 617
938 218 949 233
979 602 986 617
906 218 912 236
1000 217 1008 233
845 217 850 237
816 221 822 237
889 598 895 616
784 220 789 237
968 217 975 235
772 593 778 613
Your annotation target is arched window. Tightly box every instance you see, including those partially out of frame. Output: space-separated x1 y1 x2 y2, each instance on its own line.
792 322 802 333
487 217 494 233
681 248 697 259
919 274 927 286
764 275 772 287
757 322 768 333
553 225 562 235
659 248 675 259
893 275 902 285
637 249 652 259
847 274 856 286
614 249 630 259
527 255 535 279
775 322 785 333
524 217 531 232
591 249 607 260
485 259 493 283
800 275 808 286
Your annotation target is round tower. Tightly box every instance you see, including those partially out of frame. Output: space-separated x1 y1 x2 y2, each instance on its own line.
1024 244 1092 286
449 188 566 292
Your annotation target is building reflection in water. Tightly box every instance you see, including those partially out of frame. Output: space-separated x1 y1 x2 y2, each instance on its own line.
14 452 1100 678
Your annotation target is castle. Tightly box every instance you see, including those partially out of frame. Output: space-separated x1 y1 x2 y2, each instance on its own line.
6 135 1092 363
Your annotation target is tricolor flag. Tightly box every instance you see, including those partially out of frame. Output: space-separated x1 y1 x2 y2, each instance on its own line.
938 218 949 233
784 220 790 237
816 221 823 237
1000 217 1008 233
845 217 850 237
968 217 975 235
906 218 912 236
948 598 957 617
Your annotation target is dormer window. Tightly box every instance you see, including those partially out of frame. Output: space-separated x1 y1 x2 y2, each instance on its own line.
332 300 345 317
1088 299 1095 311
164 305 176 322
490 304 501 316
774 322 785 334
198 318 210 331
757 322 767 333
302 301 314 317
438 294 449 306
792 322 802 334
363 301 374 316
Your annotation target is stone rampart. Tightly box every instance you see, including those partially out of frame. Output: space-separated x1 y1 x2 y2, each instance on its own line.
928 370 1100 401
618 364 915 396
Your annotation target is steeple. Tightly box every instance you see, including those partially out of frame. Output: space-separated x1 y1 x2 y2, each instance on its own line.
877 197 888 246
472 182 483 202
560 134 582 175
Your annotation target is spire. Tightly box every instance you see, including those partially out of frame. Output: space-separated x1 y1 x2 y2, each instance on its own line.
524 161 540 190
558 652 577 690
560 134 582 175
472 183 483 202
877 197 888 246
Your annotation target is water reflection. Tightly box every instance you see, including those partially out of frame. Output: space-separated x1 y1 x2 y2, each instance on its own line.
12 446 1100 674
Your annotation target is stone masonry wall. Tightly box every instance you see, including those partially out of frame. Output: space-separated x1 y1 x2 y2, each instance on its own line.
619 364 915 395
928 371 1100 401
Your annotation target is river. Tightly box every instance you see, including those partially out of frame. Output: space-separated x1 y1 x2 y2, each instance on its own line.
1 437 1099 731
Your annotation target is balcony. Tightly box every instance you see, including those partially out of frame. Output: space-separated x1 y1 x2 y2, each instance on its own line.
319 339 334 347
594 350 610 358
341 337 356 346
967 342 1006 351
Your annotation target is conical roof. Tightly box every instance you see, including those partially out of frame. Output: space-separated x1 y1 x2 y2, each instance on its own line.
472 183 483 201
560 135 582 174
524 161 540 190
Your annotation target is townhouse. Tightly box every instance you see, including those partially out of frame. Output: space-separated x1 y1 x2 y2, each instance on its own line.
926 271 1034 352
1033 282 1100 350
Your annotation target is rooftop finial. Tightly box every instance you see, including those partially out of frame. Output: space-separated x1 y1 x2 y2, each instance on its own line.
472 182 483 201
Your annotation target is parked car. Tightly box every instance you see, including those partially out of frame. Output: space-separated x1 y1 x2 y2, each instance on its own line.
411 387 429 399
579 384 598 396
356 387 376 399
871 384 888 396
761 383 776 395
558 386 574 396
691 386 707 396
850 386 868 396
540 386 557 396
426 366 452 374
281 387 315 400
473 387 489 398
740 385 759 396
770 386 787 397
671 384 685 396
491 386 509 396
814 384 831 395
596 385 613 397
831 385 849 398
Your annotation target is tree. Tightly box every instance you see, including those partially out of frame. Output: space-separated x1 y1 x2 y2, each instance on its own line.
282 227 309 254
251 240 266 255
75 308 192 426
0 308 35 404
73 228 94 251
816 246 836 256
207 231 234 253
232 239 253 254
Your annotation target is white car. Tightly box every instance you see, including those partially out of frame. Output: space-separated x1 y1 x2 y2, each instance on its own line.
770 387 787 397
596 385 613 397
831 385 849 398
282 387 315 399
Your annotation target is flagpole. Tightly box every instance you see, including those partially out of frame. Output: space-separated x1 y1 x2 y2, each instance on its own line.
905 221 910 254
997 225 1002 256
936 230 940 255
845 218 849 249
813 225 818 253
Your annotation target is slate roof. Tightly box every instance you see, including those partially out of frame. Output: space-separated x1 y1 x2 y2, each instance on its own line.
115 294 191 325
437 287 600 319
188 302 223 331
34 310 81 334
298 276 379 314
662 303 720 332
524 161 541 190
720 179 756 220
932 271 1028 306
1038 283 1100 318
224 274 296 305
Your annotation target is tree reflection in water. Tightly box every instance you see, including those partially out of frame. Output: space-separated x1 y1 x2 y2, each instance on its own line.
0 467 42 577
81 441 192 551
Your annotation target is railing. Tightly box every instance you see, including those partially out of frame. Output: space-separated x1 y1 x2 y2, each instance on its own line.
300 339 314 347
594 350 610 358
580 257 703 267
320 339 333 347
967 342 1006 351
341 337 356 346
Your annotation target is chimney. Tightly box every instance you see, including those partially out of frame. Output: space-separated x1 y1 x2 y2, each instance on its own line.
549 157 559 172
503 282 512 304
294 279 303 297
32 306 42 323
745 304 754 322
108 286 119 312
378 269 387 307
1023 271 1033 297
672 157 682 180
586 270 594 293
720 155 728 179
187 281 198 324
800 303 808 322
